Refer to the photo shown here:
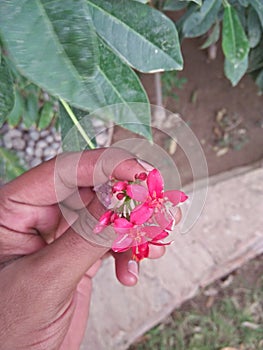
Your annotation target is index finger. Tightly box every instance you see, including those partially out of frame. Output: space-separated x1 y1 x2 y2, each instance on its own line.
1 148 148 205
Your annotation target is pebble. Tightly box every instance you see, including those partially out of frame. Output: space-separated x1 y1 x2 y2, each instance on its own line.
46 135 54 144
40 130 50 138
36 140 48 149
96 132 108 146
8 129 22 138
30 158 42 168
12 138 26 150
43 146 57 158
29 130 40 141
35 148 43 158
25 146 34 156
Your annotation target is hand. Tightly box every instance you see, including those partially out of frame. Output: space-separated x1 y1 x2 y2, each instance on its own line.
0 148 171 350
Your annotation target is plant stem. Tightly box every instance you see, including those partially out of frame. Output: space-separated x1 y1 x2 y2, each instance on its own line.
222 0 230 7
60 99 95 150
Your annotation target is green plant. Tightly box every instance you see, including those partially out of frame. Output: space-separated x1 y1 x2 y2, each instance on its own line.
162 0 263 88
161 71 187 102
0 0 184 146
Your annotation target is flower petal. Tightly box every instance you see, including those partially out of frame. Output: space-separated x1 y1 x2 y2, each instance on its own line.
142 225 164 240
114 218 134 229
164 190 188 205
132 241 149 261
112 233 133 252
147 169 164 198
130 203 154 225
126 184 148 202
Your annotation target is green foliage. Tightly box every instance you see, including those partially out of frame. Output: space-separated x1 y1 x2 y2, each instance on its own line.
0 58 14 126
163 0 263 89
161 71 187 101
0 147 26 182
0 0 183 144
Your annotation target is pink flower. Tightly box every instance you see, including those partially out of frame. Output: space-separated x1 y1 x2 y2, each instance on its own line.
112 217 169 261
129 169 188 226
94 210 115 234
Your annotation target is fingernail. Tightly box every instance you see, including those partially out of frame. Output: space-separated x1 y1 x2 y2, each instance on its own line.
128 260 139 279
137 159 154 171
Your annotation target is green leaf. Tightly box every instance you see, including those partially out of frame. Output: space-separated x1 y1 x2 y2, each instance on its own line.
248 39 263 73
224 54 248 86
247 7 262 49
132 0 149 3
0 58 15 126
222 4 249 64
7 89 24 127
87 0 183 72
60 102 97 151
182 0 221 38
0 0 104 112
200 20 220 49
255 69 263 90
163 0 202 11
0 147 26 182
38 102 54 129
163 0 188 11
94 38 151 138
24 91 39 128
237 0 249 7
251 0 263 29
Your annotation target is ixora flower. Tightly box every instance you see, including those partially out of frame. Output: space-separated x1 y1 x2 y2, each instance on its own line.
94 168 188 261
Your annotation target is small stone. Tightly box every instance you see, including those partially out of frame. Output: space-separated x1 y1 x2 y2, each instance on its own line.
12 138 26 150
54 133 61 142
51 142 61 150
35 148 43 158
92 119 105 128
8 129 22 138
25 146 35 156
43 146 57 158
96 132 108 146
36 139 48 149
28 139 35 148
29 130 40 141
46 135 54 144
30 158 42 168
35 147 43 158
40 130 50 138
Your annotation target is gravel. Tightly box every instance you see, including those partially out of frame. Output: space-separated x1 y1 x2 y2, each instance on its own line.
0 118 111 170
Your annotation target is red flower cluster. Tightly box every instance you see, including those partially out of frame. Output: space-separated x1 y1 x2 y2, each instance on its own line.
94 168 188 261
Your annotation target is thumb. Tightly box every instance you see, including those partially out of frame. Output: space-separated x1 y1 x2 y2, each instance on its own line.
29 227 108 297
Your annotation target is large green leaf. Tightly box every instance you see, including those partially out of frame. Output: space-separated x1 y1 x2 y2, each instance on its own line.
94 38 151 138
0 147 26 182
0 58 15 126
224 54 248 86
87 0 183 72
0 0 104 111
222 4 249 64
182 0 221 38
247 7 262 49
251 0 263 29
163 0 202 11
61 38 152 141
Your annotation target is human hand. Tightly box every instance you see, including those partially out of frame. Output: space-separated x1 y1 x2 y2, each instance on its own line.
0 148 175 350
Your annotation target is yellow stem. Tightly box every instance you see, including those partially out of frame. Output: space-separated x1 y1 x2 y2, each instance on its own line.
60 99 95 150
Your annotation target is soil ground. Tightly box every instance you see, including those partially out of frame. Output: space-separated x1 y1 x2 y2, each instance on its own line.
113 37 263 186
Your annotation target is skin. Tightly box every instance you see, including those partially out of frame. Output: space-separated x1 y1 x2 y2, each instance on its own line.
0 148 181 350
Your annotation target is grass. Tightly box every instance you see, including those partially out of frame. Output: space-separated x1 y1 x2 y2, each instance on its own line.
129 256 263 350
